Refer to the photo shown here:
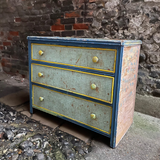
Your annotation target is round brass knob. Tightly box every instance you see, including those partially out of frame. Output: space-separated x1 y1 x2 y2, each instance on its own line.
91 114 96 120
39 50 44 56
91 84 96 90
39 97 44 102
38 72 43 77
92 56 99 63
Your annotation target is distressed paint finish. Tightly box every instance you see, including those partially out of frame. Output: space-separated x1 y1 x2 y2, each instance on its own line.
32 44 116 73
116 45 140 146
31 63 114 103
28 36 142 148
33 85 112 134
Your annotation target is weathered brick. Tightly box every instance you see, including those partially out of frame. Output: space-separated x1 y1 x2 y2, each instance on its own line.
73 23 89 29
34 25 50 31
84 18 93 23
9 31 19 36
11 59 20 64
65 25 72 30
77 30 85 36
8 36 12 41
89 0 97 2
77 18 83 23
61 6 74 12
30 10 40 15
50 13 64 19
51 25 65 31
29 16 41 21
21 65 29 71
45 19 55 25
0 32 4 36
55 19 61 25
54 32 61 36
14 17 21 23
0 46 3 50
3 42 11 46
65 11 80 18
61 18 75 24
35 20 46 25
62 31 75 37
81 11 93 16
21 16 29 22
41 14 50 20
63 0 73 6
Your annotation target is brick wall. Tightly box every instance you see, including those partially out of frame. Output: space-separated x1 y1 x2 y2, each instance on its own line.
0 0 93 77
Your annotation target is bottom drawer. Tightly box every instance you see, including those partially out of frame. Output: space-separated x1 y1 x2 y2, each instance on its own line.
32 85 112 134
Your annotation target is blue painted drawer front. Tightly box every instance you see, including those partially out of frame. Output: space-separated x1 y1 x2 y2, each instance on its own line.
28 36 142 148
31 43 117 73
31 63 114 104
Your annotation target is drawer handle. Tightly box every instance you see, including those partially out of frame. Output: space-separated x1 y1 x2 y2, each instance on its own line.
38 72 43 77
92 56 99 63
91 114 96 120
39 50 44 56
39 97 44 102
91 84 96 90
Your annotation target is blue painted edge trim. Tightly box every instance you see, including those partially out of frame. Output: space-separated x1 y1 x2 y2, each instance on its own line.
30 40 119 49
27 36 142 46
32 82 113 107
32 60 115 77
110 46 124 148
28 41 33 114
32 104 110 138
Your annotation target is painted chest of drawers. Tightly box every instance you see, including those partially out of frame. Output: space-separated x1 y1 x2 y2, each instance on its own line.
27 36 142 148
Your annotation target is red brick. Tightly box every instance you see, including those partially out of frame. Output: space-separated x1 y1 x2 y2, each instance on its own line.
55 19 61 25
51 25 65 31
0 132 4 139
1 58 10 67
0 46 3 50
9 31 19 36
3 42 11 46
14 17 21 23
89 0 97 2
65 11 80 18
73 23 89 30
0 32 4 36
8 36 12 40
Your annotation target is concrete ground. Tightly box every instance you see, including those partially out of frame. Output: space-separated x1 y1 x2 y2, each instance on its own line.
0 72 160 160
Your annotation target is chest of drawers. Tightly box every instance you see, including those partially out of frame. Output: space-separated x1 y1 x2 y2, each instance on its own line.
27 37 142 148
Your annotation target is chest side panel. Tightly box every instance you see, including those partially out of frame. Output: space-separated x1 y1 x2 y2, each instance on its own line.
116 45 140 146
32 44 116 73
33 85 112 134
31 64 114 103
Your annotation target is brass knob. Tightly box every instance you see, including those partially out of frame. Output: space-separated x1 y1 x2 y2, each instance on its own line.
39 50 44 56
91 84 96 90
91 114 96 120
38 72 43 77
92 56 99 63
39 97 44 102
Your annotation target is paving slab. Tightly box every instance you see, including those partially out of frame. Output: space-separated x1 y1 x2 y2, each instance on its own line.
14 102 30 112
0 89 29 106
31 109 63 129
59 121 93 143
85 112 160 160
135 94 160 118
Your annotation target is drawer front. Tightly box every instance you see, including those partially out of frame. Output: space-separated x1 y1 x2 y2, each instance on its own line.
31 63 114 104
32 43 117 73
32 85 112 134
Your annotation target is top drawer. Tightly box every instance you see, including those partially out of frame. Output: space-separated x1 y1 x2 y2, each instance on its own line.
31 43 117 73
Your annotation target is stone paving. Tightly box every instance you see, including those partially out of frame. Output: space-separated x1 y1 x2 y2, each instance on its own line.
0 102 92 160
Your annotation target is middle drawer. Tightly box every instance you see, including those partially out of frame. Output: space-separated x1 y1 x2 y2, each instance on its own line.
31 63 114 104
